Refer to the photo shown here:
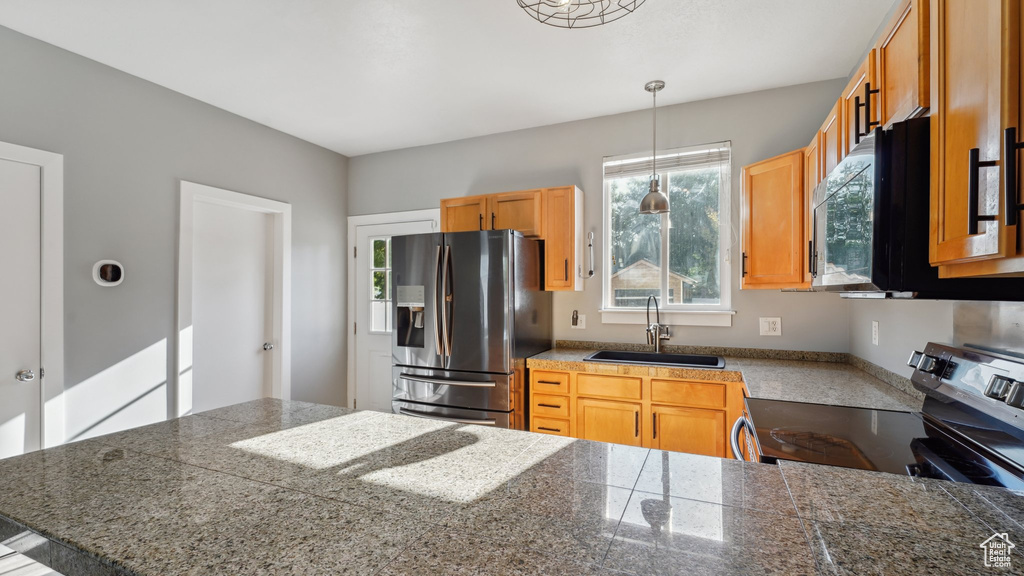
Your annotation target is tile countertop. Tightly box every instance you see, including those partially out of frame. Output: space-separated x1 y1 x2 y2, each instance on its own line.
528 348 924 413
3 399 1021 575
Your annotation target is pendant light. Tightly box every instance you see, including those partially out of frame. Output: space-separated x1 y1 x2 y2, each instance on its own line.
639 80 669 214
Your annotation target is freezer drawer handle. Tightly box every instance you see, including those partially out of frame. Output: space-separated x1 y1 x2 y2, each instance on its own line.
398 373 496 388
399 407 497 426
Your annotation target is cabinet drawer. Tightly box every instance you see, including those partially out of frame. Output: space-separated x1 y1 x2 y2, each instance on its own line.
532 417 570 436
651 380 726 409
532 393 570 418
576 373 642 400
531 370 570 395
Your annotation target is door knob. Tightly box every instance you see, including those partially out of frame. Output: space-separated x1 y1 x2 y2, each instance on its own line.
263 343 274 351
15 370 35 382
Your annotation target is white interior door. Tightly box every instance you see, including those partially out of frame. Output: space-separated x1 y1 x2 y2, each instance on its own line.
0 158 41 458
192 200 273 413
354 218 436 412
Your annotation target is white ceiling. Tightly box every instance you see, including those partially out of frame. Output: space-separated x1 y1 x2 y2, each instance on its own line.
0 0 895 157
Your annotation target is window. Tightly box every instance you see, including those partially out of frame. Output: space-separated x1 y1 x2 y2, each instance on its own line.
603 142 732 320
369 237 392 333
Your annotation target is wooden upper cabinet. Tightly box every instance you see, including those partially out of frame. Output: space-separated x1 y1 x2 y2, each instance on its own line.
819 99 844 177
440 195 487 232
842 52 879 155
440 186 585 290
741 149 806 289
542 186 584 291
650 405 726 458
576 397 642 447
930 0 1019 268
489 190 542 237
803 136 821 285
876 0 930 127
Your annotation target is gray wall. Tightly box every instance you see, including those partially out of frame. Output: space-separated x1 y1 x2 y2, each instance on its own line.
0 26 349 440
349 80 852 353
848 300 955 377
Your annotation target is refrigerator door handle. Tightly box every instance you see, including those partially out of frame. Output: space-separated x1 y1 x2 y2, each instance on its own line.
441 244 452 362
398 373 496 388
433 244 443 357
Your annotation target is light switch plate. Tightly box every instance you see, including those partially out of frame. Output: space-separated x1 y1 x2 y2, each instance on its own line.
872 320 879 346
571 314 586 329
759 317 782 336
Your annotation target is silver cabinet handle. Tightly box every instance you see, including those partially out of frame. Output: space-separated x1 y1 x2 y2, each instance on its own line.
398 407 496 426
398 373 495 388
15 370 35 383
730 416 750 461
263 343 274 351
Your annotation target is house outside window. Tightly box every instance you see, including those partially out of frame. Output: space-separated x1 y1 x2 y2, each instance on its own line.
602 142 733 324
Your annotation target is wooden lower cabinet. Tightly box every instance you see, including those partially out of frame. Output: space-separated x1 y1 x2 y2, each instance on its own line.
650 405 727 457
529 366 744 457
576 398 642 447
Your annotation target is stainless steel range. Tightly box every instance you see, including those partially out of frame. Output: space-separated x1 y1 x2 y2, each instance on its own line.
735 343 1024 490
390 230 552 430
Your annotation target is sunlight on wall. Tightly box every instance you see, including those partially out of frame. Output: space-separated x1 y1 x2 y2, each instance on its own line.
65 339 167 442
177 325 193 417
0 413 26 460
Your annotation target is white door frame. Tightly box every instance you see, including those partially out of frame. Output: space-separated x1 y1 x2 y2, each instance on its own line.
0 141 64 448
346 208 439 409
177 181 291 417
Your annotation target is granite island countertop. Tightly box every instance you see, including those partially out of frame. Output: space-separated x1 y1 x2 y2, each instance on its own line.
1 398 1021 575
528 348 923 412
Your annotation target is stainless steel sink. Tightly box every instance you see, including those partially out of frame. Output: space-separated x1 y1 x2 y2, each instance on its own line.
583 350 725 369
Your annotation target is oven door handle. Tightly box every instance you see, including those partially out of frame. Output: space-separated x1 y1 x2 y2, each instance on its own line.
730 416 751 461
398 373 496 388
398 407 496 426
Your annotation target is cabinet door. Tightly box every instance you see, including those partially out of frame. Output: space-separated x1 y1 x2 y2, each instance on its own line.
842 51 879 155
543 186 580 290
650 405 726 458
803 136 821 285
440 196 487 233
820 99 844 177
876 0 930 127
741 149 805 289
577 398 642 447
930 0 1018 265
489 190 542 237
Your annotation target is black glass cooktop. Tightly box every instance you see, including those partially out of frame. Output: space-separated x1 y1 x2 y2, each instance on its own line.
745 397 1024 489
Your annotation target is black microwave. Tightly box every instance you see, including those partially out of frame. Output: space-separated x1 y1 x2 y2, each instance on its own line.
811 118 1024 300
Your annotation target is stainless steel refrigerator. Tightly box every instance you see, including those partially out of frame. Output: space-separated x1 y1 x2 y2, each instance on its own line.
391 229 552 429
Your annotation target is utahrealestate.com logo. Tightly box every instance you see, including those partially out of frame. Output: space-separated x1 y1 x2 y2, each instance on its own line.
980 533 1015 569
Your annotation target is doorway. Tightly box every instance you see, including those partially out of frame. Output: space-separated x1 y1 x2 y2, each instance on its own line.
177 181 291 416
347 209 439 411
0 141 64 457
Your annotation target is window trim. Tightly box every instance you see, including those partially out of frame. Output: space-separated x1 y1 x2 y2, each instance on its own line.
601 142 734 325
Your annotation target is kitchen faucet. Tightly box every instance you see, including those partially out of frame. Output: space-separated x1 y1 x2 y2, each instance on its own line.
646 296 671 353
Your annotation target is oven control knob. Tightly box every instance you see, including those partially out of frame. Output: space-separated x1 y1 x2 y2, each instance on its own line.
915 354 942 375
1005 382 1024 408
985 375 1015 400
907 351 925 369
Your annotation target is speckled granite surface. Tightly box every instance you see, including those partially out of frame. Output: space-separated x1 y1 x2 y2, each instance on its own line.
530 348 923 412
3 398 1020 575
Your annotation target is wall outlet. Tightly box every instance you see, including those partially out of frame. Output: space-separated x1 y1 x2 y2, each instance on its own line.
759 317 782 336
571 313 586 329
872 320 879 346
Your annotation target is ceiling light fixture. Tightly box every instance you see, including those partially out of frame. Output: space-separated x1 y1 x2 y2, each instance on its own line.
640 80 669 214
517 0 646 29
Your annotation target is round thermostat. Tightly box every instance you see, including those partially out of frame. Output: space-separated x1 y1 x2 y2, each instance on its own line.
93 260 124 287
